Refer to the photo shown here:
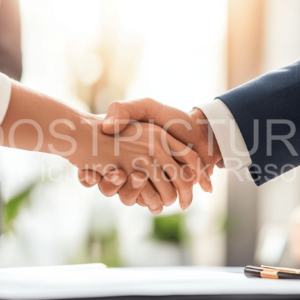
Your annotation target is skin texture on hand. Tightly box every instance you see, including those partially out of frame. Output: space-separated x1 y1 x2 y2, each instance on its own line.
77 168 164 214
2 82 198 213
5 81 159 214
102 98 223 192
70 120 200 212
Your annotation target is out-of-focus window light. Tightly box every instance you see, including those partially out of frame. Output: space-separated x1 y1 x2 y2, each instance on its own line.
0 0 228 268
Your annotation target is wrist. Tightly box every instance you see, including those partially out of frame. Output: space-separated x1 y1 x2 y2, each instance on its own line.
45 109 82 159
68 112 97 160
190 108 223 167
68 113 113 173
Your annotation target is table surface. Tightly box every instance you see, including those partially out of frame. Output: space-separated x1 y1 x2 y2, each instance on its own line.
0 264 300 300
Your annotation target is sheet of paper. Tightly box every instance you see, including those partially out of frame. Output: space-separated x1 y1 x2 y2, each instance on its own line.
1 264 300 299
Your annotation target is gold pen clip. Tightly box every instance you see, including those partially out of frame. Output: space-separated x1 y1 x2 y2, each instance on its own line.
260 265 300 279
262 265 300 274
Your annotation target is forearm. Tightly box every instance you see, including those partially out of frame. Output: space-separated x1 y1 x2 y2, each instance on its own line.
1 80 91 157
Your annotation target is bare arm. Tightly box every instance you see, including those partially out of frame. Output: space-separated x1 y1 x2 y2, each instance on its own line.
1 81 199 212
1 81 81 154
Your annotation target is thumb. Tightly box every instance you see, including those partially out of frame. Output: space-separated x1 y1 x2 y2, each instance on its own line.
102 101 131 135
102 98 160 135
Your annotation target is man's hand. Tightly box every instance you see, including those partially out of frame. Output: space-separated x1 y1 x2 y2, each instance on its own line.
101 98 223 191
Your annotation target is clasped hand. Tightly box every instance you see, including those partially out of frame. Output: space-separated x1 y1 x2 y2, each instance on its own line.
2 82 222 215
77 98 223 214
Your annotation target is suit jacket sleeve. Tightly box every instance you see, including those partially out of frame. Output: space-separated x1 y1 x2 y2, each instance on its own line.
0 0 22 80
216 59 300 186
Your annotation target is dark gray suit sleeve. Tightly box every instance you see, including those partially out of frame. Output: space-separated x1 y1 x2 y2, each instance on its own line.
0 0 22 80
216 59 300 186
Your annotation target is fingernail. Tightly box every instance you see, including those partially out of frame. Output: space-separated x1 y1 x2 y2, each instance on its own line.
132 176 145 189
103 116 115 127
180 202 190 212
209 183 213 193
151 207 163 215
109 174 125 186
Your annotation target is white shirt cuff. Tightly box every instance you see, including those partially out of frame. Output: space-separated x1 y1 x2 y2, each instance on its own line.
197 99 252 171
0 72 11 124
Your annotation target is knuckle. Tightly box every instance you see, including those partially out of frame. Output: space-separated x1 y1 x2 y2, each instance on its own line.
109 101 123 111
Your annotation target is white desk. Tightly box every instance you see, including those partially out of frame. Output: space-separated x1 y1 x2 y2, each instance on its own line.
0 264 300 300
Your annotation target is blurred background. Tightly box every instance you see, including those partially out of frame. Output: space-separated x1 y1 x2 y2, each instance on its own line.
0 0 300 268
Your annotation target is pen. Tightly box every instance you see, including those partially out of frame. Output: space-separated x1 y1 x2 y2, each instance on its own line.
244 265 300 279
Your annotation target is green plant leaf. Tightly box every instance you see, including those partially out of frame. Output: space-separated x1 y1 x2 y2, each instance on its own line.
152 213 185 244
2 184 35 232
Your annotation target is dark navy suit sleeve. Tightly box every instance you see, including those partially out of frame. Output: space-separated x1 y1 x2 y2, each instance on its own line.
216 59 300 186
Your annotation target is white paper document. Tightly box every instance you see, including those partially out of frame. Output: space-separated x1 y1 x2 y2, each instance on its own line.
1 264 300 299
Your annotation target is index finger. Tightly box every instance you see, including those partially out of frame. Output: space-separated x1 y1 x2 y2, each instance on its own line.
166 134 212 193
102 98 163 135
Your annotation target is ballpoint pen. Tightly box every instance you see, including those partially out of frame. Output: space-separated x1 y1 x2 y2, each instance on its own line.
245 265 300 279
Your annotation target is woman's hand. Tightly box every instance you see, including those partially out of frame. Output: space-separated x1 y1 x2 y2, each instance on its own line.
1 81 205 214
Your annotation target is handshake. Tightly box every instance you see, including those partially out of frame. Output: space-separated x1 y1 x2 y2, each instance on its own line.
4 56 299 216
76 98 223 214
1 80 224 215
